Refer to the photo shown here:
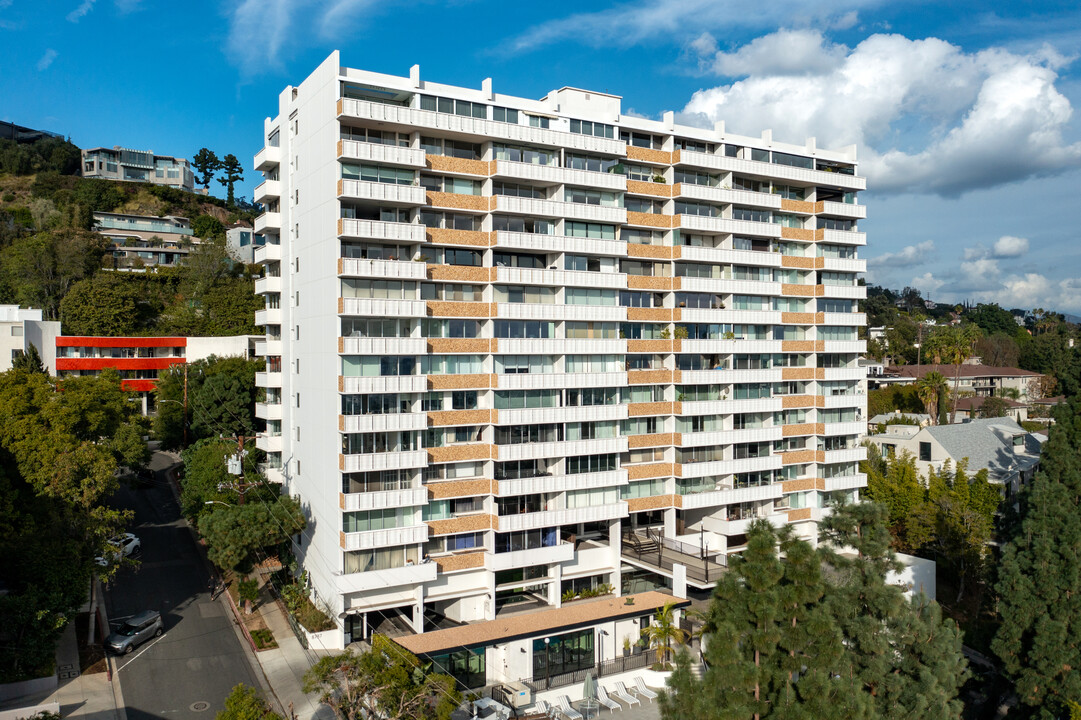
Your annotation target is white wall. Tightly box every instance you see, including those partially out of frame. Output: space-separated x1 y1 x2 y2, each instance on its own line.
889 553 936 600
186 335 254 362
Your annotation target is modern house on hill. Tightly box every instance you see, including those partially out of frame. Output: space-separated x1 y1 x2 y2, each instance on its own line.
82 145 195 192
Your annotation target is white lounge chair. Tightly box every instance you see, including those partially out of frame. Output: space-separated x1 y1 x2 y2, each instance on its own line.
595 685 622 712
634 677 658 702
534 700 556 718
609 683 639 707
556 696 583 720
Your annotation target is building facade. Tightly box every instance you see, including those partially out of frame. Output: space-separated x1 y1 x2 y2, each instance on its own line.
226 226 265 264
94 211 195 268
252 52 868 657
0 305 60 372
82 146 195 192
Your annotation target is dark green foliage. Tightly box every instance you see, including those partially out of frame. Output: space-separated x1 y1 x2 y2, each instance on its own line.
11 343 45 374
975 333 1021 367
0 137 82 176
179 437 236 518
192 148 221 190
0 230 110 319
192 214 226 240
59 271 155 335
993 396 1081 717
967 303 1023 338
978 395 1009 418
218 154 244 208
155 355 262 450
216 684 282 720
868 384 924 418
199 496 305 573
303 641 460 720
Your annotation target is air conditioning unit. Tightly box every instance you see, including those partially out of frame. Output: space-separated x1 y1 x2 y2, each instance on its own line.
504 681 533 709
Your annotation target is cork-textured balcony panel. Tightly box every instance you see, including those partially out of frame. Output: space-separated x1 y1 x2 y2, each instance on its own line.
626 308 672 322
338 492 345 509
781 395 816 409
626 179 672 198
627 339 673 353
814 477 827 490
428 444 495 464
428 409 493 427
336 255 344 273
627 275 673 291
339 531 345 549
814 257 826 269
426 514 497 536
426 191 489 212
780 256 816 269
337 337 345 353
814 341 826 352
427 228 491 247
627 495 677 512
781 340 816 352
338 376 345 392
782 478 816 493
426 155 489 176
427 373 492 390
781 312 816 324
628 401 673 417
814 228 825 241
427 338 493 354
626 211 674 229
781 284 816 297
781 199 816 214
813 286 827 297
629 433 676 449
628 462 674 480
435 551 488 573
781 368 815 381
782 449 817 465
338 415 345 431
787 508 813 522
627 243 674 260
627 370 673 385
781 423 817 437
426 265 492 283
813 313 825 324
338 454 345 470
337 297 344 314
426 301 493 318
428 477 495 499
780 227 815 241
626 146 673 165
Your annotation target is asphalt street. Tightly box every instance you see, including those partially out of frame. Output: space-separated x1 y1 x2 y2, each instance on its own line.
102 463 262 720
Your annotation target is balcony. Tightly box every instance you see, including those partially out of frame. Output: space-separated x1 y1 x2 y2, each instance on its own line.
677 277 780 297
822 420 866 437
340 450 428 473
496 436 629 462
253 180 280 203
679 397 782 417
494 231 627 258
821 473 868 492
822 446 867 464
820 340 866 353
340 336 427 355
819 311 866 326
338 219 426 243
621 529 726 588
254 243 281 263
334 562 437 594
678 454 781 478
495 266 627 290
678 309 781 326
254 371 282 388
254 402 282 421
816 228 867 245
675 183 781 210
254 212 281 234
703 512 788 537
338 98 627 155
820 367 865 382
340 375 427 395
678 339 783 355
818 201 866 219
491 195 628 225
678 482 782 510
677 246 782 268
254 145 281 171
817 284 866 300
493 160 627 191
674 150 866 191
337 139 426 167
254 276 281 295
256 434 282 453
495 302 626 323
338 256 427 280
338 180 426 205
820 257 866 273
495 338 627 356
495 404 629 426
678 426 782 448
341 412 427 433
489 541 575 571
497 502 629 532
497 469 627 497
341 524 428 551
339 297 427 318
254 308 281 326
494 370 627 392
677 214 780 238
818 393 865 410
342 487 428 512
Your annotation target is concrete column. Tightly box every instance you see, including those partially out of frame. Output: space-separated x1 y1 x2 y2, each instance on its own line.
412 584 425 633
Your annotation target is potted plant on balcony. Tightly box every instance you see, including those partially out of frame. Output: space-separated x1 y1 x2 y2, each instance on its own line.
623 637 632 657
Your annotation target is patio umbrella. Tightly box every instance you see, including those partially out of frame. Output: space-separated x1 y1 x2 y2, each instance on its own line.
583 672 596 702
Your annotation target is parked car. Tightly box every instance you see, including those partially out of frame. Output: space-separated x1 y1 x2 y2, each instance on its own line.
105 610 163 654
95 533 141 566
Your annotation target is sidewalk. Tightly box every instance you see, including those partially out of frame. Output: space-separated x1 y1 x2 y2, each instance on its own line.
38 622 123 720
248 592 334 720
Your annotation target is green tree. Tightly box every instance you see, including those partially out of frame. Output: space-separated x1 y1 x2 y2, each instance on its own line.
0 230 110 319
819 502 967 720
303 637 460 720
217 154 244 208
179 437 236 518
978 395 1009 418
199 494 305 572
11 343 46 375
645 601 688 666
192 214 226 240
662 522 868 720
925 324 983 424
155 356 262 450
993 396 1081 717
863 450 923 551
59 272 154 335
216 684 282 720
192 148 221 191
975 332 1020 367
915 371 948 425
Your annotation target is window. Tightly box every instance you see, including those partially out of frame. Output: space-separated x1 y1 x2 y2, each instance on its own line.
493 144 557 165
493 215 554 235
566 154 619 173
493 181 545 199
420 95 486 119
565 221 616 239
919 442 932 462
340 163 415 185
425 649 485 690
420 175 481 195
420 136 481 159
619 130 662 149
493 106 518 124
528 115 550 129
569 119 615 139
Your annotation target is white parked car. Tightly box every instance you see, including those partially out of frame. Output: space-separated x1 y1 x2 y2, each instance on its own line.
96 533 141 566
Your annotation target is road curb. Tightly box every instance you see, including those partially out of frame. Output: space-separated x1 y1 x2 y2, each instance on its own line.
107 654 128 720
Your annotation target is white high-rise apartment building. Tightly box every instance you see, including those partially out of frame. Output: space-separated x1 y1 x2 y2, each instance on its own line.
252 52 867 668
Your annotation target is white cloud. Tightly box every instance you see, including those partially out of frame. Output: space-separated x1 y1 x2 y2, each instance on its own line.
914 269 1081 314
867 240 934 268
504 0 880 53
992 235 1030 258
683 31 1081 197
911 272 945 296
36 48 57 71
66 0 95 22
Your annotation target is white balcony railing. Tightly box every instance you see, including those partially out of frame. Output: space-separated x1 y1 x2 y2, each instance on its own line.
342 487 428 512
493 160 627 191
339 180 426 204
338 140 426 167
342 524 428 551
338 219 426 243
489 542 575 571
340 450 428 473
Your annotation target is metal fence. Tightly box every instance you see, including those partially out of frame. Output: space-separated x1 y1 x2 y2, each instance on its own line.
526 651 654 691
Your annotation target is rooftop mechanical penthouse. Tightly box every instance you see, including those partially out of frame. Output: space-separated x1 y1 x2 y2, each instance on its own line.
252 52 868 671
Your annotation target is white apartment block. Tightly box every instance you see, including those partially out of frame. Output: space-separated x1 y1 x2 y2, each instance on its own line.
0 305 60 373
251 52 868 680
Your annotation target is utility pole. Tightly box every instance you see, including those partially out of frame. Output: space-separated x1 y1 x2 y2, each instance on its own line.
182 363 188 446
222 435 257 504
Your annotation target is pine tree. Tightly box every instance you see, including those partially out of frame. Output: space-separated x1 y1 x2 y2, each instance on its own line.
819 502 967 720
992 396 1081 717
10 343 46 375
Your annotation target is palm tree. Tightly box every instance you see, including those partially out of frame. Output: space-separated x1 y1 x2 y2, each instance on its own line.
915 371 948 425
926 325 982 425
645 601 689 667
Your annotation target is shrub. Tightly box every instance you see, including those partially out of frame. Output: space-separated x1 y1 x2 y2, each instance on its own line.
250 628 277 650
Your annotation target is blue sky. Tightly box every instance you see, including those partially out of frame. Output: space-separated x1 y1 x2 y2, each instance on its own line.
3 0 1081 312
